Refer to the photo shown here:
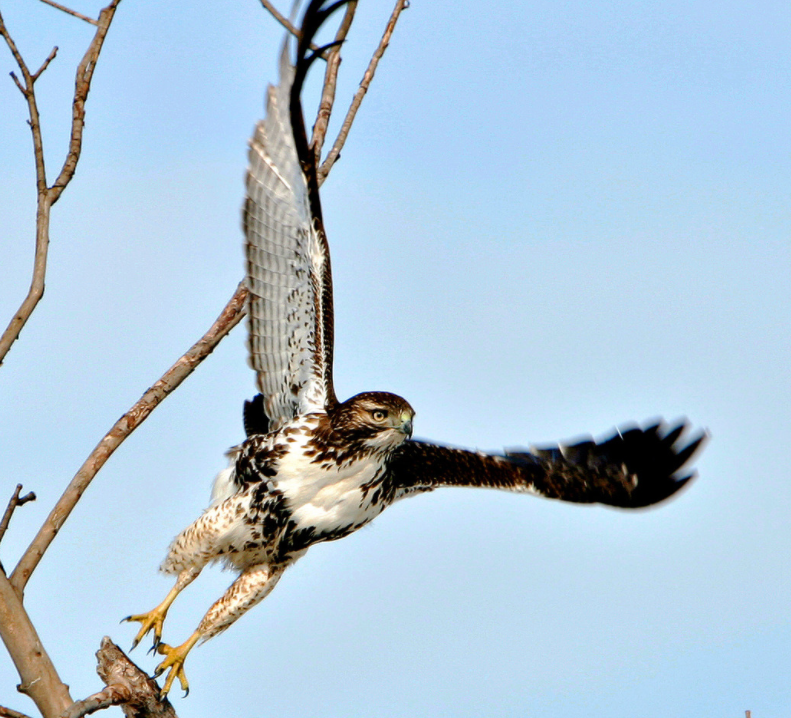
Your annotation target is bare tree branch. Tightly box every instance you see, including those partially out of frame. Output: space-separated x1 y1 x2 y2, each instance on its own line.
0 485 36 548
0 705 34 718
0 0 120 368
38 0 99 26
0 13 32 92
318 0 408 184
0 571 72 718
8 71 25 94
32 46 59 82
1 11 55 367
258 0 321 52
10 283 248 593
49 0 121 203
0 7 129 715
258 0 300 39
310 0 357 165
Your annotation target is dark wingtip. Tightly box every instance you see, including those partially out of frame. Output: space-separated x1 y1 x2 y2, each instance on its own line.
622 420 708 509
660 422 686 449
630 471 696 509
671 431 707 473
293 0 353 90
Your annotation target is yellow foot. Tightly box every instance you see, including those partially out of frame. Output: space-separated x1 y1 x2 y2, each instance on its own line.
123 605 169 651
123 580 188 651
154 632 201 697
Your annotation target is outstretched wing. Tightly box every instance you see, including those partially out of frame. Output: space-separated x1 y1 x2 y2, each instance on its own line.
387 420 706 509
243 5 339 431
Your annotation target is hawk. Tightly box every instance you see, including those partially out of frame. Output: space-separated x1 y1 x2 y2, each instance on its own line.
125 0 706 697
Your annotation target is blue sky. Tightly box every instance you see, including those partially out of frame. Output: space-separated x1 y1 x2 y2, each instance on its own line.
1 1 789 716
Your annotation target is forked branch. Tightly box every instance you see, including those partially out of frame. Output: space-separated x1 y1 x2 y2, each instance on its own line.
0 0 121 368
0 485 36 549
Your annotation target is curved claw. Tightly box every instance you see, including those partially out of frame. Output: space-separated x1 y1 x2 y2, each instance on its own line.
155 633 201 698
123 607 167 652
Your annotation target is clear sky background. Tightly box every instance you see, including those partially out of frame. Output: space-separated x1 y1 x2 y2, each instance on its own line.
1 1 789 716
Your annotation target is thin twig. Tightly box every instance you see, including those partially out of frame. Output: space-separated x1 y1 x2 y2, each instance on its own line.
259 0 300 38
32 46 59 81
311 0 357 164
9 71 26 95
10 283 248 593
0 706 34 718
258 0 320 51
49 0 121 203
0 485 36 547
38 0 99 26
318 0 408 184
0 9 48 191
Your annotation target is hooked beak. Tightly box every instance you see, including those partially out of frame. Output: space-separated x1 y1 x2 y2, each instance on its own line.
399 412 413 438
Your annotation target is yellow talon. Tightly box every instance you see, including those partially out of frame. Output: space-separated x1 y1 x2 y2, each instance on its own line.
123 607 167 650
123 582 185 650
155 632 202 697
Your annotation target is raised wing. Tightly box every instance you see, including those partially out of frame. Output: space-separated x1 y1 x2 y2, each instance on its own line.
387 420 706 508
243 9 338 431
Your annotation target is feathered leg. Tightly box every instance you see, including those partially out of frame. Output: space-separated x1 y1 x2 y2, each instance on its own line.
124 492 254 651
124 566 201 650
155 562 286 696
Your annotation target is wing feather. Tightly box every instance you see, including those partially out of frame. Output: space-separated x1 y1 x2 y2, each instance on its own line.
244 35 336 431
388 420 707 509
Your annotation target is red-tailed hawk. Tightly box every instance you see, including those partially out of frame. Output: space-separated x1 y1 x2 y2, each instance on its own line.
125 0 706 696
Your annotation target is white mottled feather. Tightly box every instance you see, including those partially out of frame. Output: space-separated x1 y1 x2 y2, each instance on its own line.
244 45 331 431
210 447 241 506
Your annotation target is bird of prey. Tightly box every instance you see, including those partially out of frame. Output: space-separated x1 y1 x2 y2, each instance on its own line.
125 0 706 697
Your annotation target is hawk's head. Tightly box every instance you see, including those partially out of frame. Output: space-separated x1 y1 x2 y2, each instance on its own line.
331 392 415 452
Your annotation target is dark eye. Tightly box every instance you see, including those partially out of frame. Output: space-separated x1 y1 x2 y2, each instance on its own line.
371 409 388 422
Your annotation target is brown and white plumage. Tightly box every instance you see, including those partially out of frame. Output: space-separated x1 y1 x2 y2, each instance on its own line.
244 48 335 431
125 0 706 697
